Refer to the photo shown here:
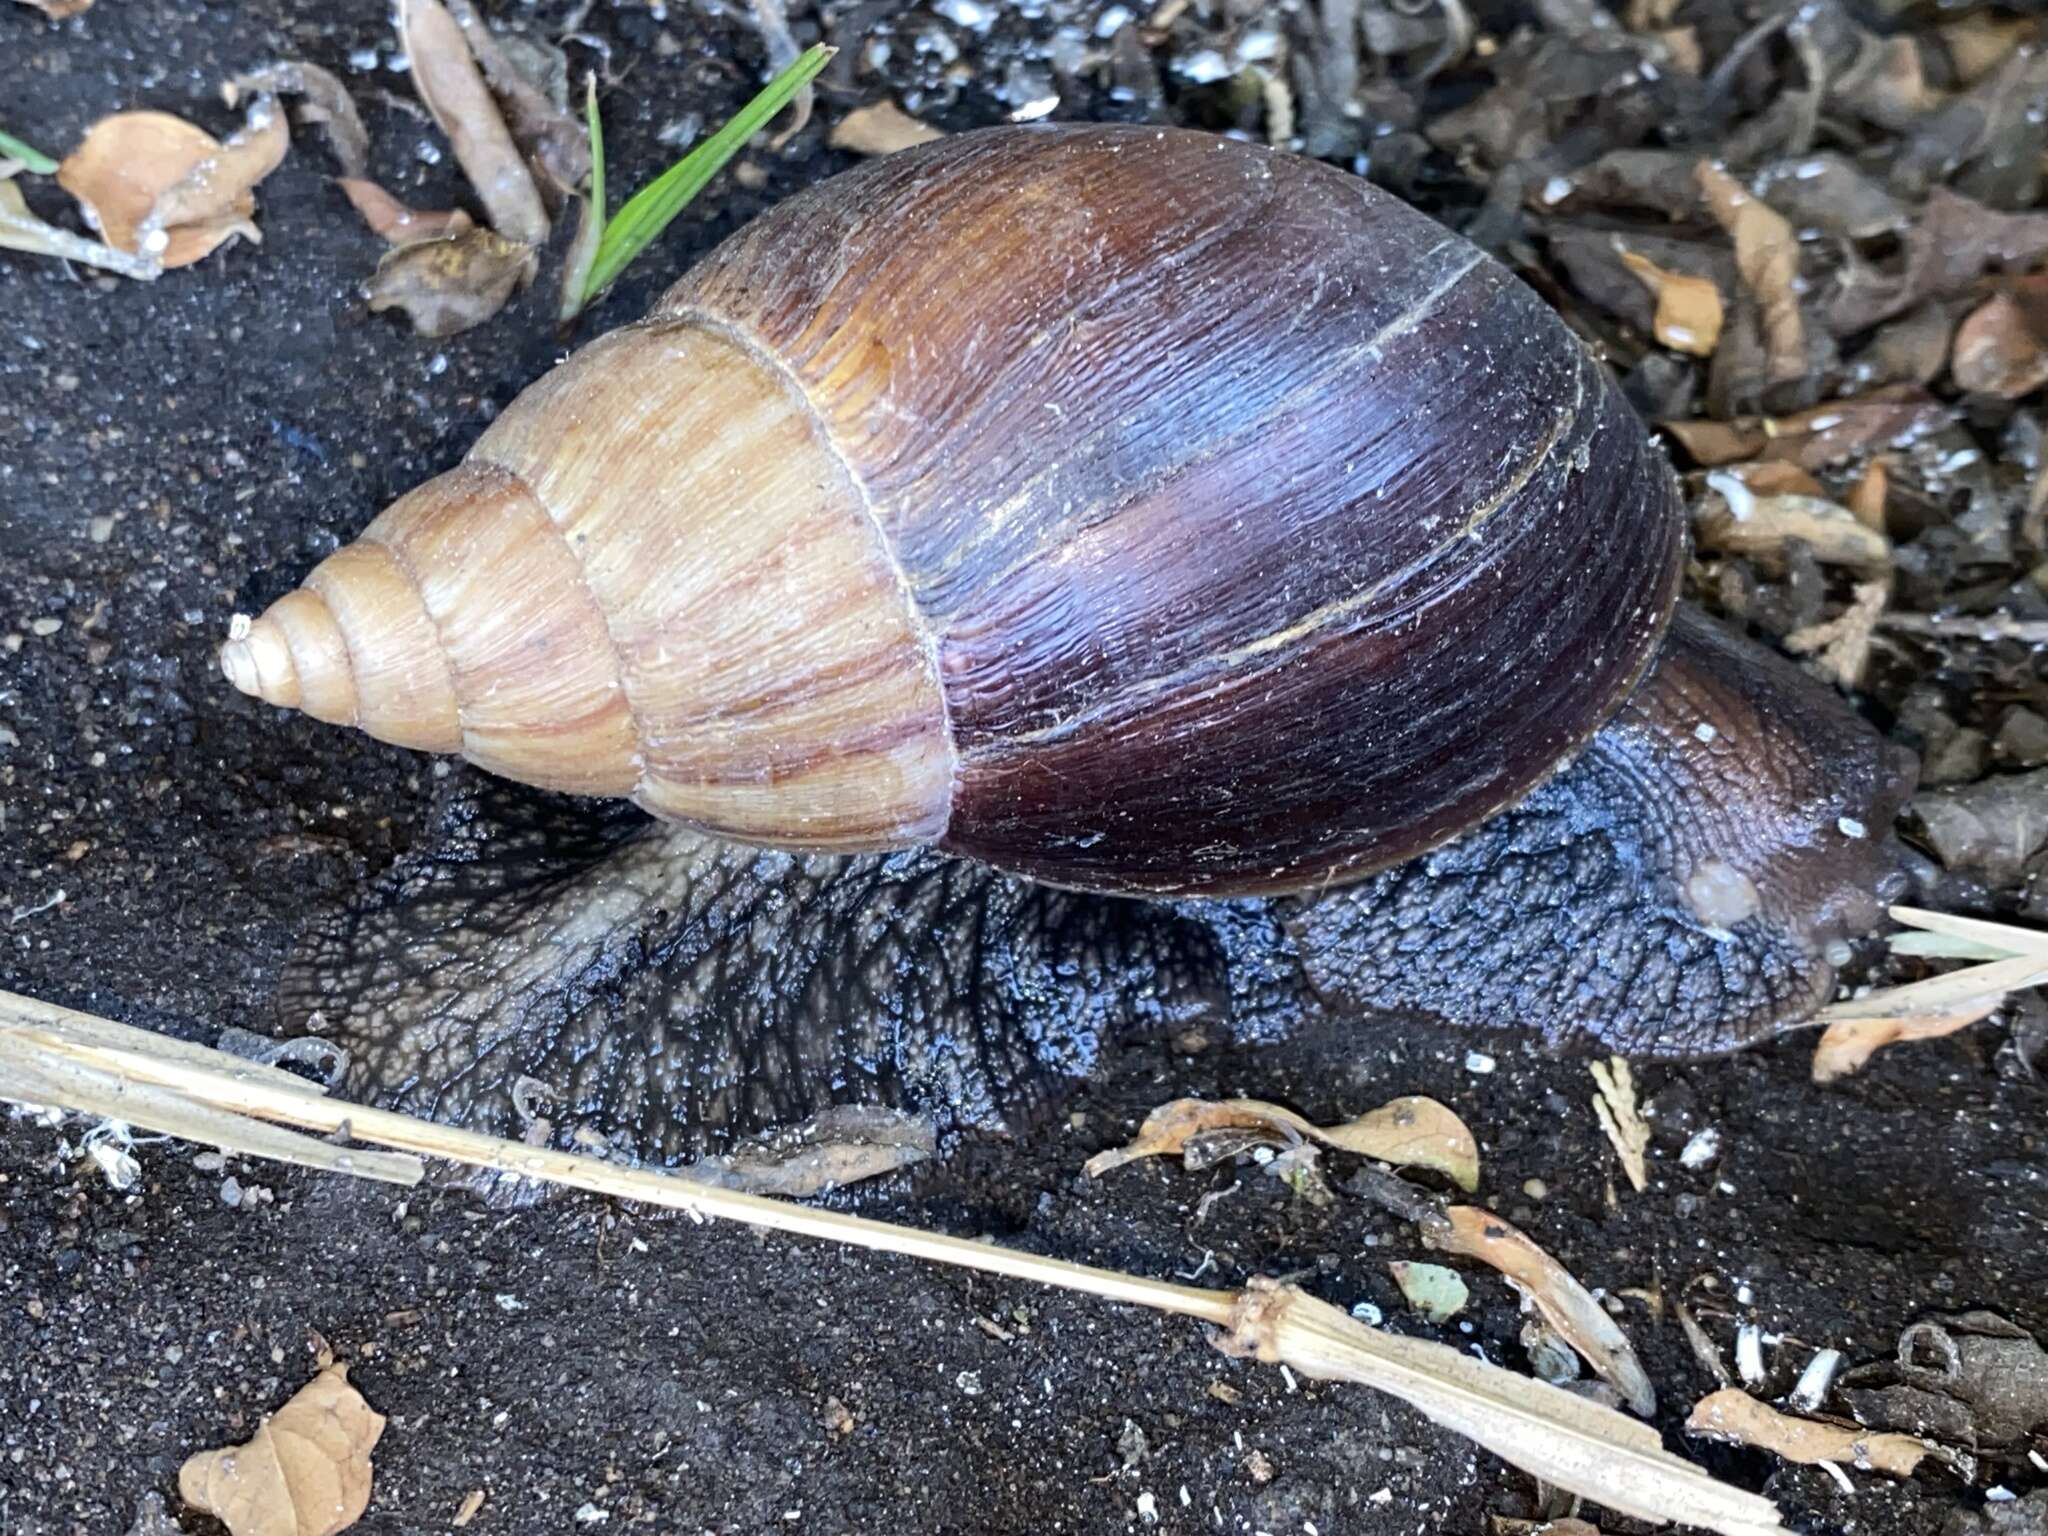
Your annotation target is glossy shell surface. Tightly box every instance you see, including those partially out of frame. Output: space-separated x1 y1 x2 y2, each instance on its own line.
224 124 1684 898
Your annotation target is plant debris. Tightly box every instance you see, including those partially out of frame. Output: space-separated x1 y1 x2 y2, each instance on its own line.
1953 277 2048 401
1426 1207 1657 1418
1839 1311 2048 1448
1589 1057 1649 1193
364 226 535 338
442 0 591 199
178 1364 385 1536
0 178 160 279
829 100 946 157
683 1105 935 1197
1696 161 1805 392
13 0 91 16
1814 909 2048 1081
399 0 549 246
1390 1261 1469 1325
224 62 368 178
57 105 281 268
338 180 474 247
1616 243 1722 357
1084 1094 1480 1191
1686 1387 1932 1478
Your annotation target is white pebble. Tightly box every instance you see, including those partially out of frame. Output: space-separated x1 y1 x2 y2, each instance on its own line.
1679 1127 1722 1170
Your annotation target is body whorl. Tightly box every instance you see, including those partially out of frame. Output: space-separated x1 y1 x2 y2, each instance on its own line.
223 123 1684 898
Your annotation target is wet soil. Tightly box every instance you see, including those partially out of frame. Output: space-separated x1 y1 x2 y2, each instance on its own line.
2 3 2045 1534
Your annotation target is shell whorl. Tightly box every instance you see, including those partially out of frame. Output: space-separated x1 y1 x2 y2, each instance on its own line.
223 321 958 848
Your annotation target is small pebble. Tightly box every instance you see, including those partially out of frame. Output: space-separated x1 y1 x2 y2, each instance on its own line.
1679 1127 1722 1170
1464 1051 1496 1074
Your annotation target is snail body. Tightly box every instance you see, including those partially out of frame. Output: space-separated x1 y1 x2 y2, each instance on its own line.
223 124 1683 898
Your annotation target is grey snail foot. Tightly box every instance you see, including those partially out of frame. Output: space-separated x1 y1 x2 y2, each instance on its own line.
279 608 1914 1166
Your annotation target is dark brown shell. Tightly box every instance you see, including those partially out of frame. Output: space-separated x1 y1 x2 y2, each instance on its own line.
657 124 1683 896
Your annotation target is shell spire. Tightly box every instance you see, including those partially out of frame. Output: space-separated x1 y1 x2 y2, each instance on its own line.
221 322 957 851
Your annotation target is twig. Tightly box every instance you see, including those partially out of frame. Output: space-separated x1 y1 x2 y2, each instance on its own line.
0 987 1783 1536
1876 612 2048 644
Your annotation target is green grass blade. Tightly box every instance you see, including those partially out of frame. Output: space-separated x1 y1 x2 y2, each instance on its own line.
579 42 832 306
0 128 59 176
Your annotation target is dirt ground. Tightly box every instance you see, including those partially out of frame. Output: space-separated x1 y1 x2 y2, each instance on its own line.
3 2 2046 1534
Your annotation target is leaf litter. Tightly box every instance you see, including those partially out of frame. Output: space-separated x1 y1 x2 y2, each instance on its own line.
178 1363 385 1536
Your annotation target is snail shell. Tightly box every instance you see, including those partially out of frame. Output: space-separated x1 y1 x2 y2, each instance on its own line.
222 124 1683 897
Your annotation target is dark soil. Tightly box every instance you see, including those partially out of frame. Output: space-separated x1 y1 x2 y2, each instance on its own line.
2 3 2045 1535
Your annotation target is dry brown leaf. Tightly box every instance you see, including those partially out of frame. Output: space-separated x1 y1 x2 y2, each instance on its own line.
829 101 946 157
1939 14 2038 87
1696 477 1893 573
1429 1207 1657 1416
400 0 549 245
143 94 290 252
1846 459 1889 532
1492 1521 1605 1536
1659 387 1948 472
1726 461 1827 498
1589 1058 1649 1194
179 1364 385 1536
1812 1005 2001 1083
1696 162 1805 387
14 0 91 16
1783 579 1890 690
1812 929 2048 1081
1618 245 1723 356
365 227 534 337
1686 1388 1929 1477
1953 280 2048 399
58 110 261 268
338 178 475 246
443 0 591 197
1085 1094 1480 1191
1658 418 1767 466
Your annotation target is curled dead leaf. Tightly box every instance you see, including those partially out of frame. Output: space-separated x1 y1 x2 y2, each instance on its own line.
1617 244 1723 357
829 101 946 157
1685 1387 1929 1477
1696 162 1805 388
1084 1094 1479 1192
226 62 369 179
1429 1206 1657 1416
1696 474 1892 573
58 109 268 268
142 93 290 254
178 1363 385 1536
400 0 549 245
685 1106 935 1197
339 178 475 247
443 0 591 198
365 227 534 338
1953 280 2048 400
1812 1004 2002 1084
1845 459 1888 532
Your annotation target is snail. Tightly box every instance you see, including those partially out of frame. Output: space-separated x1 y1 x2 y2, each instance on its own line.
226 125 1914 1164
